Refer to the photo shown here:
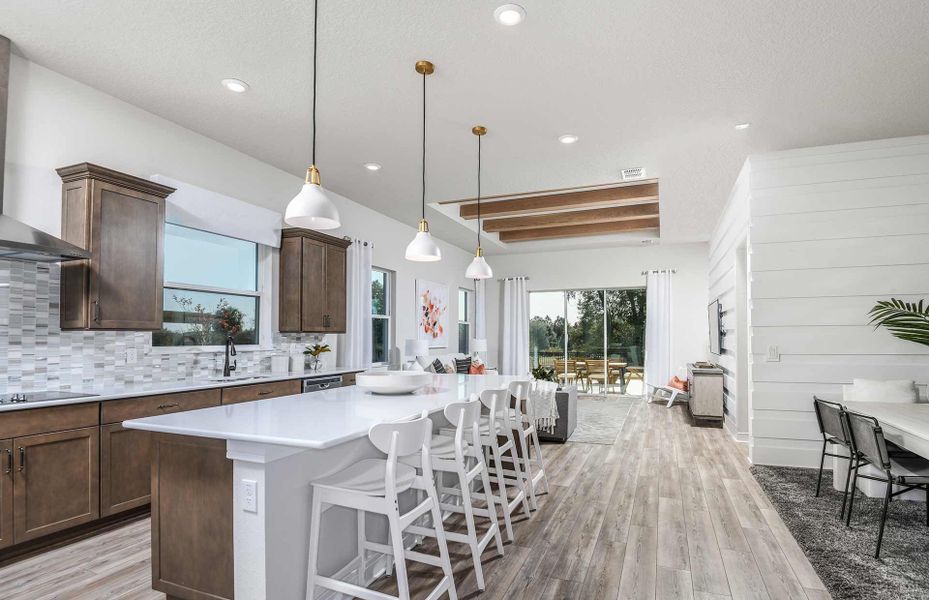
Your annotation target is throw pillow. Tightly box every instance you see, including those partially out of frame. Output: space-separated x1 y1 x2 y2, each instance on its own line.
468 363 486 375
430 358 446 374
443 361 457 375
455 357 472 374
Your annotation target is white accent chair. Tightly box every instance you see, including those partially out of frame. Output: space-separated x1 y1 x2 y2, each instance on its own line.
305 412 458 600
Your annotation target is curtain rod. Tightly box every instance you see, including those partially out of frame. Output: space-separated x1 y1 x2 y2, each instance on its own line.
641 269 676 275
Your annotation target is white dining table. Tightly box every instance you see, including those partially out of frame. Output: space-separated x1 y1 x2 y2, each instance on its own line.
834 401 929 498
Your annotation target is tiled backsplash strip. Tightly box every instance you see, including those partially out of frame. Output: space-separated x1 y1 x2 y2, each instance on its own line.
0 259 323 393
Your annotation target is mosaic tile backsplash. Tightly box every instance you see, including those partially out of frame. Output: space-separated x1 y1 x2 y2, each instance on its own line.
0 259 323 393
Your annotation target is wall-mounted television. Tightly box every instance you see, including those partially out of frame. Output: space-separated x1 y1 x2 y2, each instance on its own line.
708 299 722 355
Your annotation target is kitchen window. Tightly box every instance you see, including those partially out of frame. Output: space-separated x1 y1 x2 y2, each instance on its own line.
153 224 262 347
458 288 472 354
372 267 392 364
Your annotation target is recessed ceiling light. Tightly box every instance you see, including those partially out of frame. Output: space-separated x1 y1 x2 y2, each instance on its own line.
363 162 382 171
735 122 751 130
558 134 579 144
221 78 249 93
494 4 526 26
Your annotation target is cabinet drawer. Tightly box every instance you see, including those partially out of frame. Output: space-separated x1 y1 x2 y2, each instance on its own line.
102 389 221 424
0 403 99 439
221 380 302 405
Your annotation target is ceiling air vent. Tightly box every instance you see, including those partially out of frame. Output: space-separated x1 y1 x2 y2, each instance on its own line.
621 167 646 181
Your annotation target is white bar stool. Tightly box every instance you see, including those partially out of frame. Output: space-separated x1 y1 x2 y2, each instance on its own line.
305 412 458 600
479 387 531 542
507 380 550 510
412 395 504 590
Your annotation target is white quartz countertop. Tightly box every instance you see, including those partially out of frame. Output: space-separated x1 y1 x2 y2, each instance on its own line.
0 367 363 412
123 373 520 449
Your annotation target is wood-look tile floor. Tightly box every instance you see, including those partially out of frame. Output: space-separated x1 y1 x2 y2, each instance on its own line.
0 399 831 599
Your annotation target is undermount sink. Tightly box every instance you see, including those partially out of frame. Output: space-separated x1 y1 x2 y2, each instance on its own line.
206 375 272 383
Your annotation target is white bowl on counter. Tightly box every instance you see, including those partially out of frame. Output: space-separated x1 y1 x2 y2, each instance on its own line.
355 371 432 395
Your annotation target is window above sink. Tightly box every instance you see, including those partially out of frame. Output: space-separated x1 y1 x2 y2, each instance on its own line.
153 224 265 348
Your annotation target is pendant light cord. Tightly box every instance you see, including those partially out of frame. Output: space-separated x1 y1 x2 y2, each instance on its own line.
421 71 426 221
311 0 318 166
477 134 482 247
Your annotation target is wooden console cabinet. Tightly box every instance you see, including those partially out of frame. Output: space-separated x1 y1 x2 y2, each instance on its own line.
279 228 349 333
687 363 725 421
57 163 175 330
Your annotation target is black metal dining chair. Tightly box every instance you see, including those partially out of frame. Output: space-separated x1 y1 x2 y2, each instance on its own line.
843 410 929 558
812 397 858 518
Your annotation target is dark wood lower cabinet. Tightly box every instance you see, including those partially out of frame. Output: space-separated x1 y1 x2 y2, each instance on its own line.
100 424 152 517
151 434 233 600
13 427 100 543
0 439 12 550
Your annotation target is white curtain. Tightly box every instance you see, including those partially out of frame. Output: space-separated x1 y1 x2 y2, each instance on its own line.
644 270 673 392
337 240 373 370
474 279 486 339
500 277 530 376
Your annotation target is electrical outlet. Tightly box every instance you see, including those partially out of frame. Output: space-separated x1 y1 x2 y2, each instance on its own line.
766 345 780 362
126 348 138 364
242 479 258 513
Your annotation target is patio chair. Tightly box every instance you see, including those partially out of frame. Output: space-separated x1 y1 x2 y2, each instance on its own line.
554 359 578 387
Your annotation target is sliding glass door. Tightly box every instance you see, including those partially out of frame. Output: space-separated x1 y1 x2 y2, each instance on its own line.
529 287 645 392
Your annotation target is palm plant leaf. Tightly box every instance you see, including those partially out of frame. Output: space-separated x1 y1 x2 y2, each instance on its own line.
868 298 929 348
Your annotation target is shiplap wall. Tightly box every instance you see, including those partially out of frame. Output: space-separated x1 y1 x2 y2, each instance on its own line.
707 163 751 440
746 135 929 466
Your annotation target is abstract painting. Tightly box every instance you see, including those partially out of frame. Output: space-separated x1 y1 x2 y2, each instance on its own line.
415 279 449 348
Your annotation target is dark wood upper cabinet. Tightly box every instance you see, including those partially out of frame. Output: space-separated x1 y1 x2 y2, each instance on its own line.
57 163 175 330
279 228 349 333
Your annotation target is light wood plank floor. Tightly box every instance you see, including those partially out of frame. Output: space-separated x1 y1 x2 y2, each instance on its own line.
0 399 830 600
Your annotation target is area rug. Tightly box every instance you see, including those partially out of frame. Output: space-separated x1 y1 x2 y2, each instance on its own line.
752 465 929 600
568 394 638 444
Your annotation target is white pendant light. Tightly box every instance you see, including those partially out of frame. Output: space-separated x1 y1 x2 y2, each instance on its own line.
465 125 493 279
405 61 442 262
284 0 341 230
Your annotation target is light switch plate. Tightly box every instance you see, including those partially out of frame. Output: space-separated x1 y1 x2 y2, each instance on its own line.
242 479 258 513
766 345 780 362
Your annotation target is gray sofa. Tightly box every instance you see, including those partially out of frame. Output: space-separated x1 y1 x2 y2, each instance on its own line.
538 385 577 443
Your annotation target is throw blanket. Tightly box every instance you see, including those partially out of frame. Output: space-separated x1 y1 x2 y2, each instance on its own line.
528 380 560 433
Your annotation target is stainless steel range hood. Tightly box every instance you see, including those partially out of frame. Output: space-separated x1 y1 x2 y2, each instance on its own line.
0 35 90 263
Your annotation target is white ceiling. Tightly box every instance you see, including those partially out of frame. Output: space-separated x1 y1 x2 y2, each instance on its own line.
2 1 928 254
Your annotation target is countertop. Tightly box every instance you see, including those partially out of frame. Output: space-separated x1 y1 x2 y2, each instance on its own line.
0 366 363 413
123 373 520 449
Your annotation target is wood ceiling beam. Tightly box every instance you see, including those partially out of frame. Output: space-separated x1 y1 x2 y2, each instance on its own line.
459 182 658 220
498 217 660 243
483 203 660 232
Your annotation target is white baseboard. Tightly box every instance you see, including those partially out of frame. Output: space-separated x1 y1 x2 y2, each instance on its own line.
723 414 750 458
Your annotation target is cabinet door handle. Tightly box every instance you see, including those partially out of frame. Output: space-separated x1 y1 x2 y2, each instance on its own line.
257 390 272 396
4 448 11 475
93 300 101 323
18 447 25 473
157 403 180 410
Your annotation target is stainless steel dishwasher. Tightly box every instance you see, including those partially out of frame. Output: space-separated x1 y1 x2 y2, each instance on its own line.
302 374 343 393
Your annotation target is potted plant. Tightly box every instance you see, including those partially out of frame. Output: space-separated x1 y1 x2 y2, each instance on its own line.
869 299 929 348
304 343 331 371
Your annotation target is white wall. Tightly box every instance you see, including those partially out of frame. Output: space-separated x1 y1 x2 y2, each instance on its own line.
707 163 751 441
722 135 929 467
2 56 475 363
483 242 709 374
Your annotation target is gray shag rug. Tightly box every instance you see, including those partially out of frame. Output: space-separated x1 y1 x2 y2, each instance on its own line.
568 394 637 444
752 465 929 600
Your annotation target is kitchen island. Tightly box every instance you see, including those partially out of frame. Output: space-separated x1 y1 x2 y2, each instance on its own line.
123 373 519 600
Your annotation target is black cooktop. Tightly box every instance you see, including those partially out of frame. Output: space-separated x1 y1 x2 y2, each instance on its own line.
0 391 98 405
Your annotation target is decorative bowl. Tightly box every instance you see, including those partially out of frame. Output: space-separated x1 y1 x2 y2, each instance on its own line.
355 371 432 395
